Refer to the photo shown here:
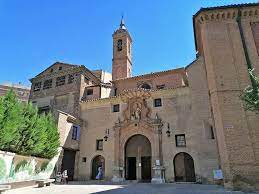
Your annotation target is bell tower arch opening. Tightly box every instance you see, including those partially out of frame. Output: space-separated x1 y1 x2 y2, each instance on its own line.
124 134 151 182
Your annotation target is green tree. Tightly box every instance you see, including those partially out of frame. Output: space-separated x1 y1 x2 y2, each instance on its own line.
17 102 41 155
0 89 60 159
241 69 259 114
0 90 23 152
32 113 48 157
40 113 60 159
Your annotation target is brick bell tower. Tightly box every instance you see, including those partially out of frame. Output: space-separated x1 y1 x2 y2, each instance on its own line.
112 17 133 80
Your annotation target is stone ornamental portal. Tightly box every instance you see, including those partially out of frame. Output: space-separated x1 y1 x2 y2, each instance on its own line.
112 89 165 183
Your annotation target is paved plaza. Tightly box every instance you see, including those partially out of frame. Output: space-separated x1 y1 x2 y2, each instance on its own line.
5 182 257 194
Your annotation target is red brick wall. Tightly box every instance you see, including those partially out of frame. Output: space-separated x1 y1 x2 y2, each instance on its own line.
251 22 259 55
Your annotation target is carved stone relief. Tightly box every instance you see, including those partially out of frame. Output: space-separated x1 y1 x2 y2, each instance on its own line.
121 89 151 123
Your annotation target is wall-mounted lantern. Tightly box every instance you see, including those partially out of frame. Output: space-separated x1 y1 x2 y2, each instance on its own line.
166 123 171 137
104 128 109 141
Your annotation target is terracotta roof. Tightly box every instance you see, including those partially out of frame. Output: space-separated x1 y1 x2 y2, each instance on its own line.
0 83 31 90
112 67 185 82
30 62 101 84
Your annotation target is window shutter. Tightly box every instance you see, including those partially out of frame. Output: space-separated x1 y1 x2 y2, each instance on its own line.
76 125 80 140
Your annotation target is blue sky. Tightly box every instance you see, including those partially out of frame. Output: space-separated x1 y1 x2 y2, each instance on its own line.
0 0 256 86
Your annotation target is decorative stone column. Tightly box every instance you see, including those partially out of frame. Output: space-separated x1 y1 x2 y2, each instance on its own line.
151 118 165 183
112 121 125 182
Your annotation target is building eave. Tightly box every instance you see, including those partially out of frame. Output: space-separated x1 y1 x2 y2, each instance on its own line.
111 67 186 83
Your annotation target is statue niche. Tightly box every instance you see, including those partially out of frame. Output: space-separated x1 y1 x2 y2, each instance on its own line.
123 97 150 122
131 102 142 120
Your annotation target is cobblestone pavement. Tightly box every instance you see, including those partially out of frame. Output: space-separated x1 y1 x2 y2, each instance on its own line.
6 182 257 194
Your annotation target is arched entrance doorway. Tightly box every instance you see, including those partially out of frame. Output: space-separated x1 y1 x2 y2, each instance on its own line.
124 134 151 182
91 155 105 180
173 152 195 182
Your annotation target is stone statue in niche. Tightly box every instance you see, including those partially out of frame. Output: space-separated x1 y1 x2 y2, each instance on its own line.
131 102 142 120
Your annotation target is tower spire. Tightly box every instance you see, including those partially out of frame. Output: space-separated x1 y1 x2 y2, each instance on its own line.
120 14 126 29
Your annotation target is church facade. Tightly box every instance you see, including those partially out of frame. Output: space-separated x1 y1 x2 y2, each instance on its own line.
29 3 259 190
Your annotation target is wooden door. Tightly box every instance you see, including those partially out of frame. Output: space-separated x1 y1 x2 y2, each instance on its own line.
126 157 136 180
141 156 151 181
61 149 76 181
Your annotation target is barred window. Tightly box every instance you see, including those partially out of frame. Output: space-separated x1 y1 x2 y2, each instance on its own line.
175 134 186 147
68 74 74 84
154 98 162 107
96 139 103 150
56 76 66 87
33 82 41 91
113 104 120 112
86 89 93 95
43 79 52 90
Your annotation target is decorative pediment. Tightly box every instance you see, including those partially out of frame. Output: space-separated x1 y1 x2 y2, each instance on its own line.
121 89 151 123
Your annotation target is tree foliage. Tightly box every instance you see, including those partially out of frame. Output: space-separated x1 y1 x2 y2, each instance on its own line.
241 69 259 114
0 90 60 159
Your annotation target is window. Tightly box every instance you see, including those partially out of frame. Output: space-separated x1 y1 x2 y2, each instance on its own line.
43 79 52 90
175 134 186 147
68 74 74 84
72 125 80 140
154 98 162 107
38 106 50 115
33 82 41 91
50 69 53 73
113 104 120 112
85 77 89 82
114 88 117 96
82 157 86 163
157 84 165 89
141 83 151 90
59 66 62 70
117 39 122 51
17 91 25 96
96 139 103 150
86 89 93 95
210 126 215 139
56 76 66 87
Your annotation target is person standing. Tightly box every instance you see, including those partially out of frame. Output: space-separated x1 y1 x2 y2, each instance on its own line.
95 166 103 180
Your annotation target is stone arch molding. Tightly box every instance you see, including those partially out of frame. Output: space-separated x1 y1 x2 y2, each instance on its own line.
119 124 156 160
